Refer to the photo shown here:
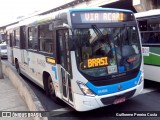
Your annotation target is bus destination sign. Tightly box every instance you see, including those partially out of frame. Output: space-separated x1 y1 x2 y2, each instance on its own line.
71 11 133 24
81 57 108 69
81 12 124 23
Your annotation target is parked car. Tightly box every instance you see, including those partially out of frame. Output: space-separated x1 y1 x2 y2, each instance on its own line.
0 43 7 58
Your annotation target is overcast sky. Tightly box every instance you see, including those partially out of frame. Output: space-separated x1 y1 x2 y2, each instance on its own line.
0 0 65 26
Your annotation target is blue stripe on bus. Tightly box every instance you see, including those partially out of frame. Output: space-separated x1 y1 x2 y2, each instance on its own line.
69 8 132 13
86 71 141 96
52 66 57 80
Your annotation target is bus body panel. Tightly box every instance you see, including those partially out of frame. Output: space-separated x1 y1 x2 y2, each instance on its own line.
135 10 160 82
74 81 143 111
7 46 14 64
5 8 143 111
70 51 88 94
13 47 22 63
144 65 160 82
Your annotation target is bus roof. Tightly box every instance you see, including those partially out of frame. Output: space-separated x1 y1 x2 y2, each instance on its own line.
6 16 40 30
135 9 160 18
6 7 134 29
21 7 133 26
68 7 133 13
6 23 20 30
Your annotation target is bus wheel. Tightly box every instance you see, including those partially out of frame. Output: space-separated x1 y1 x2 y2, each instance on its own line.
47 76 58 102
15 60 20 74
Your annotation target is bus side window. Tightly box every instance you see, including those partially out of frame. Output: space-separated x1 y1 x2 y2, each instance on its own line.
28 27 38 50
39 23 54 53
148 32 160 43
6 32 10 46
14 29 20 47
138 20 147 31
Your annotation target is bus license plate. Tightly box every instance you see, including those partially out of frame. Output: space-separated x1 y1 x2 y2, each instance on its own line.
114 97 126 104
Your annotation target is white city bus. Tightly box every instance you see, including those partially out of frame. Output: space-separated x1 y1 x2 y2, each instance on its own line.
6 8 143 111
135 9 160 82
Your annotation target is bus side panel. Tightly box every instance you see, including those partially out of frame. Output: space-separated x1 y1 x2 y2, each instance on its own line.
34 53 61 99
144 47 160 65
20 51 59 92
7 46 13 64
13 48 21 64
23 51 44 87
144 65 160 82
143 47 160 82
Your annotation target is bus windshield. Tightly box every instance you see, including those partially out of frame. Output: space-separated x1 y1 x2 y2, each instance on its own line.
75 25 141 77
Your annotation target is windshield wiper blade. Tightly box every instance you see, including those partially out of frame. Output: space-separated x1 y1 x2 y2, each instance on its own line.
91 25 103 38
91 25 111 48
120 24 127 57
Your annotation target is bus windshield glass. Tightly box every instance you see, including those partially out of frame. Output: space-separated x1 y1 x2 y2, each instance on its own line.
75 26 141 77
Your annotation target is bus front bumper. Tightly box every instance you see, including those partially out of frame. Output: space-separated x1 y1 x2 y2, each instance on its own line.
73 81 143 111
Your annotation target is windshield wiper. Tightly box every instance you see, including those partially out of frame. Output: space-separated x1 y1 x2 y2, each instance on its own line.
117 24 127 66
91 25 111 49
91 25 103 38
120 24 127 58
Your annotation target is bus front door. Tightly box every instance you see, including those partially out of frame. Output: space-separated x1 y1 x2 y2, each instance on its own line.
57 29 73 104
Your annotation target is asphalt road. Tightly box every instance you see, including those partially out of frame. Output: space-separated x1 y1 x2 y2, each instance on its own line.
23 76 160 120
3 60 160 120
19 67 160 120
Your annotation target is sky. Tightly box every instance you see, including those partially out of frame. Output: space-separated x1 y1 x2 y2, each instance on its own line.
0 0 66 26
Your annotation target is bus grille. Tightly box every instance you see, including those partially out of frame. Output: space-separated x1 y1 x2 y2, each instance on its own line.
101 89 136 105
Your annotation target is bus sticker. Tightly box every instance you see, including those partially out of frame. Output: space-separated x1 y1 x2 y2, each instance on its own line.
52 66 57 80
108 65 117 74
142 47 149 56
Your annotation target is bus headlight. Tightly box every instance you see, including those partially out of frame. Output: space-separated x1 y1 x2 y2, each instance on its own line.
77 82 95 97
138 76 143 85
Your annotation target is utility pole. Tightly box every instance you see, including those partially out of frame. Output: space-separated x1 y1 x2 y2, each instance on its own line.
0 33 4 79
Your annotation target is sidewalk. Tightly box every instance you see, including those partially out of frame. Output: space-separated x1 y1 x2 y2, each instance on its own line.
0 76 32 120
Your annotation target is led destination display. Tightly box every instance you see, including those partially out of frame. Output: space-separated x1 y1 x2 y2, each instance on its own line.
81 12 125 23
82 57 108 69
71 11 134 24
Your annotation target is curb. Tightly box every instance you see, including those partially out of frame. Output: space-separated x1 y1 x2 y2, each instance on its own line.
2 61 48 120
